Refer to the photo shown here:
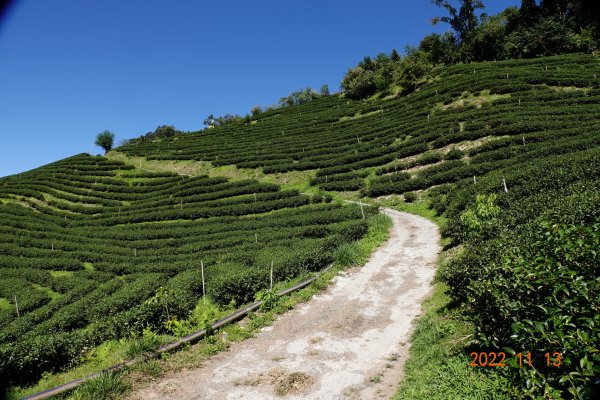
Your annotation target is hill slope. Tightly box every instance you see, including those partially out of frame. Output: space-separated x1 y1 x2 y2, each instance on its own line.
0 155 372 388
1 53 599 398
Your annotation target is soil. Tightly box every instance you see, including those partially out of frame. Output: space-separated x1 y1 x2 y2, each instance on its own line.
129 208 440 400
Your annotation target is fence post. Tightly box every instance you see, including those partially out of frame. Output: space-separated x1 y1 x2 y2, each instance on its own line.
359 198 365 220
270 261 274 290
14 294 20 318
201 261 206 305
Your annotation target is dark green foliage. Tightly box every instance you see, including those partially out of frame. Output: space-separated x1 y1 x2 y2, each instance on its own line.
340 0 599 99
436 151 600 397
278 87 321 108
341 66 377 99
403 192 417 203
95 130 115 154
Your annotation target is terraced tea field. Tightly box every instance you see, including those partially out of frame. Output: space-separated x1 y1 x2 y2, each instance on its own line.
118 54 600 198
1 53 598 398
0 155 371 386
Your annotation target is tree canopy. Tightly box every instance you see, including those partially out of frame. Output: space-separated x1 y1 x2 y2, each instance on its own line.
339 0 600 100
95 130 115 154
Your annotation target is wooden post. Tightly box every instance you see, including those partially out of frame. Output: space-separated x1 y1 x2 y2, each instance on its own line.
270 261 274 290
201 261 206 304
14 295 20 318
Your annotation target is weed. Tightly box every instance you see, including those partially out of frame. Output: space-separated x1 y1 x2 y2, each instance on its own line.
70 371 129 400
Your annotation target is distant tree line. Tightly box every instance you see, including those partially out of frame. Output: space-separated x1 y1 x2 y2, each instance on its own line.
122 125 184 145
342 0 600 99
202 84 331 128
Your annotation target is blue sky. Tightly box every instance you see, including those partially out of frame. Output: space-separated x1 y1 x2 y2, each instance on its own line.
0 0 519 177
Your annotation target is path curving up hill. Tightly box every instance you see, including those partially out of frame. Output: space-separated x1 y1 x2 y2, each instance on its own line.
130 208 440 400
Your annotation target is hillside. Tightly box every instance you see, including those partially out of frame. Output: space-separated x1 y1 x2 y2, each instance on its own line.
0 155 373 389
1 53 599 398
117 53 600 198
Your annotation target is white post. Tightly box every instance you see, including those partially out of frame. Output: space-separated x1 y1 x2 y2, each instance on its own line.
255 232 258 243
473 175 477 186
502 177 509 193
359 198 365 220
134 248 137 257
270 261 274 290
201 261 206 304
14 295 20 318
51 242 54 251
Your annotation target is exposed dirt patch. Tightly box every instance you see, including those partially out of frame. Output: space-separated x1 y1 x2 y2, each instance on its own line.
235 368 315 396
129 209 440 400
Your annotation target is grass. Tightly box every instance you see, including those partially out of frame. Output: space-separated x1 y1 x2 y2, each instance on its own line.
9 211 392 399
337 109 383 122
70 371 130 400
393 283 511 400
106 151 317 192
32 283 62 301
83 262 95 271
0 297 11 311
49 270 75 278
435 90 511 112
373 193 447 229
7 341 130 399
273 371 313 396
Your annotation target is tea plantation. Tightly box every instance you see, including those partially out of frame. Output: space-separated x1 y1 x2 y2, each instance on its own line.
0 154 374 387
118 53 600 398
1 53 599 398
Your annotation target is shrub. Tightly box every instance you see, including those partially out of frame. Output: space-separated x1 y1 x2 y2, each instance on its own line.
404 192 417 203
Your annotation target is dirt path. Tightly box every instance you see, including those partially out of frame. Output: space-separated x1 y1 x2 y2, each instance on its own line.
130 208 440 400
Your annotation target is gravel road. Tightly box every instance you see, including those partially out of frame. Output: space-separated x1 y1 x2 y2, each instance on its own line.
130 208 440 400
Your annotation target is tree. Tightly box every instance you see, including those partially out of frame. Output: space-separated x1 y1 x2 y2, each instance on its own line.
341 66 377 99
432 0 484 43
419 32 459 64
154 125 176 138
203 114 215 127
251 105 262 117
95 130 115 154
320 84 330 96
